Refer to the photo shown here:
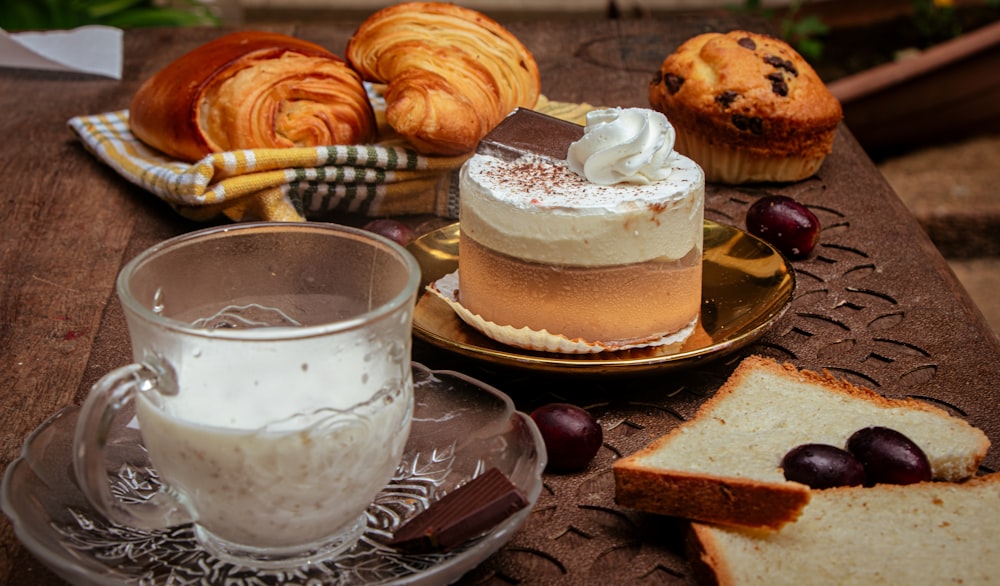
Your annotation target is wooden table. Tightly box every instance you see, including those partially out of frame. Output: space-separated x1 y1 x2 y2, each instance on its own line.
2 13 998 585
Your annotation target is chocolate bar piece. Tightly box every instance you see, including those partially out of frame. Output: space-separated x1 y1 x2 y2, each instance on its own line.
388 467 529 554
476 108 584 163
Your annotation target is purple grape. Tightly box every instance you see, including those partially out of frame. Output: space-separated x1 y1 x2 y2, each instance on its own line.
846 426 932 486
530 403 602 472
745 195 820 259
363 218 416 247
781 443 866 489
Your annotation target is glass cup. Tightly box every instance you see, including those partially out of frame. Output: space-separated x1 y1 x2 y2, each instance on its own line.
72 222 421 569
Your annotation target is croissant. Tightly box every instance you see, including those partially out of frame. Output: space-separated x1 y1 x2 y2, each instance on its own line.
346 2 541 155
130 31 376 162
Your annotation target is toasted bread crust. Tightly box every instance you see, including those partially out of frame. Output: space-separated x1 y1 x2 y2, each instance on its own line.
614 466 810 531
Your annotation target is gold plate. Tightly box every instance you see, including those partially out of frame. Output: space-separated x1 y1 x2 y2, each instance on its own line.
408 221 794 375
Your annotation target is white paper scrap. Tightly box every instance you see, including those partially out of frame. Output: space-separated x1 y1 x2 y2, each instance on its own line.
0 25 123 79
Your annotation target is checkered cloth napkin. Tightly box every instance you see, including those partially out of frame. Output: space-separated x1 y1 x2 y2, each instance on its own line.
68 92 594 222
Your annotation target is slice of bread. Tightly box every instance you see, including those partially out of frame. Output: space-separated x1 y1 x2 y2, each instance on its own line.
613 355 991 529
688 474 1000 585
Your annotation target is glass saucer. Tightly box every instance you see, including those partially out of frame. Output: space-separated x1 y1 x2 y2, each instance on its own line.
408 221 795 375
1 364 546 586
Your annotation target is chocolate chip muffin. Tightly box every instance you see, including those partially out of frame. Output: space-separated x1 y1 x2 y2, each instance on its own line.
649 31 842 184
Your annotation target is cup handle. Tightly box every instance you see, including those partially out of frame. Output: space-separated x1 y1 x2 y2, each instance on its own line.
72 361 191 530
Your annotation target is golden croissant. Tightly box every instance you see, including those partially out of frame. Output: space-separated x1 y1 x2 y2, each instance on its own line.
130 31 376 162
346 2 541 155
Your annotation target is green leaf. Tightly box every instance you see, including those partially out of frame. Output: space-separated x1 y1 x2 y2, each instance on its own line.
82 0 148 20
796 38 824 62
792 15 830 37
0 0 90 29
101 7 219 27
1 0 219 29
0 4 50 31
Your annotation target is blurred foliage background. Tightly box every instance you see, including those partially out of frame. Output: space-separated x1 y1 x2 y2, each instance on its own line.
0 0 221 31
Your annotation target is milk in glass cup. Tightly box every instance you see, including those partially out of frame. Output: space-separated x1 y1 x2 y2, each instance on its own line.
73 222 420 569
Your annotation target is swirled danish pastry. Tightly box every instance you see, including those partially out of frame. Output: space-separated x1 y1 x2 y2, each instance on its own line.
346 2 541 155
130 31 375 162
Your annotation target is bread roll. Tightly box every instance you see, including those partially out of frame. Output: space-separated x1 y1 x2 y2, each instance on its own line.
130 31 375 162
346 2 541 155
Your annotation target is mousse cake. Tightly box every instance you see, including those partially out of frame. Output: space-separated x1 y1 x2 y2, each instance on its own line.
440 107 705 353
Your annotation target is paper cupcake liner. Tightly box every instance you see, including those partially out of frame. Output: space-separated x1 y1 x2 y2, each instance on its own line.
427 271 697 354
675 132 824 184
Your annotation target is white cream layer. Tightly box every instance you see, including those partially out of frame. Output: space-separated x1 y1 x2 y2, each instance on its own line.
459 153 705 266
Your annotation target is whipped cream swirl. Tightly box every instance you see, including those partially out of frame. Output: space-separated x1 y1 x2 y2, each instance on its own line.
567 107 677 185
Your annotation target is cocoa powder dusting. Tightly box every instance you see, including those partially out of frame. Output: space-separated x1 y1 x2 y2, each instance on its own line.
482 160 605 207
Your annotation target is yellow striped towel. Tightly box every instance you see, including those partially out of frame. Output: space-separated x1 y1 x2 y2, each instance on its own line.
68 95 596 222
